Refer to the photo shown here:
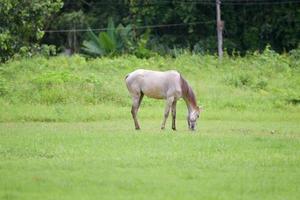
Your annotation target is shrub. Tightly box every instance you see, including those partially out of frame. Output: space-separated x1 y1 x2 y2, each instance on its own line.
82 18 134 57
0 78 8 96
289 47 300 69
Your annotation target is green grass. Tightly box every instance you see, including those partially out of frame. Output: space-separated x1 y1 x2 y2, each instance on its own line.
0 52 300 199
0 102 299 123
0 51 299 116
1 118 300 200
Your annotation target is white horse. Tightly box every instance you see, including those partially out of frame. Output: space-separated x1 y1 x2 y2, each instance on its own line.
125 69 202 131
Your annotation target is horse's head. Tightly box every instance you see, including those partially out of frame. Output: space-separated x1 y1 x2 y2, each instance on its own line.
188 106 203 131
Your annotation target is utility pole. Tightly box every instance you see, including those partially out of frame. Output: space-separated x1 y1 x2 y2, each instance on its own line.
216 0 223 59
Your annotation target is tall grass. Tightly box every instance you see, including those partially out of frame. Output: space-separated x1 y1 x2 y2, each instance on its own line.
0 48 299 122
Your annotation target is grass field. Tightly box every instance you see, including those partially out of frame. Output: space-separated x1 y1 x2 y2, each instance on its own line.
1 52 300 199
1 116 300 200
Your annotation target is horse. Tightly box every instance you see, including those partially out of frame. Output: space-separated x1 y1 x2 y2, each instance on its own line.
125 69 202 131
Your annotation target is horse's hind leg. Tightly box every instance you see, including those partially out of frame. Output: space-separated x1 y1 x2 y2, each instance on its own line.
171 100 177 131
161 97 174 130
131 92 144 130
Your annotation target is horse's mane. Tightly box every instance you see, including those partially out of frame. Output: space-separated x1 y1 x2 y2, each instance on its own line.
180 75 197 108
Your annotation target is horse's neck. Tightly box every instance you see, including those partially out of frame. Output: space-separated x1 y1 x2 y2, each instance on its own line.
182 86 197 113
184 98 196 114
180 75 197 112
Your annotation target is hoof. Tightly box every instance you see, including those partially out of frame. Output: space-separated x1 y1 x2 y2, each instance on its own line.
135 127 140 130
172 128 176 131
161 127 165 130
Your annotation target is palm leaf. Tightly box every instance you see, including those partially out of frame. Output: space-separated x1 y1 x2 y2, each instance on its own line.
81 28 105 56
99 32 117 54
86 28 102 48
82 40 104 56
107 17 116 43
82 19 134 57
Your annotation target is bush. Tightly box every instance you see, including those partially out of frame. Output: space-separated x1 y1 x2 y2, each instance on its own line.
289 47 300 69
0 0 63 62
0 78 8 96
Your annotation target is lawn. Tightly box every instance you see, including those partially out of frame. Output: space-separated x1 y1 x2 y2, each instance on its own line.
1 117 299 200
0 53 299 199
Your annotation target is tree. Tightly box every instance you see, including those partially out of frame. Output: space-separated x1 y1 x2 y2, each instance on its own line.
0 0 63 62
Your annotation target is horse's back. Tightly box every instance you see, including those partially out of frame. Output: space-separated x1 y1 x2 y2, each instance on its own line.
125 69 181 99
125 69 180 85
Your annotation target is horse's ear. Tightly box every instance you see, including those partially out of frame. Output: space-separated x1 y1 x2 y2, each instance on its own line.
198 106 204 112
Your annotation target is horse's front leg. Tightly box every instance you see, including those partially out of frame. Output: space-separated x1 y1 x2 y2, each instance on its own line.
161 97 174 130
171 100 177 131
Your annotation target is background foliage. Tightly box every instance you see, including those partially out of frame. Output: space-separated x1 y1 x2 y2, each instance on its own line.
43 0 300 55
0 0 63 62
1 0 300 61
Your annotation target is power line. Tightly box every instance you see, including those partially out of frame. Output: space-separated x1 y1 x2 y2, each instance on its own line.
220 0 300 5
66 0 300 6
65 1 214 7
43 21 216 33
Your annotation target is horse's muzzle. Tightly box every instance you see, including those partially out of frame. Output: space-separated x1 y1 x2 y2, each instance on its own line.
189 124 196 131
188 119 196 131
